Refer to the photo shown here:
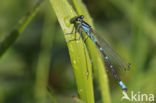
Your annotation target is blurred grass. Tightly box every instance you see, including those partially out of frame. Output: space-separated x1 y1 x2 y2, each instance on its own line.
0 0 156 103
34 3 57 103
0 0 46 57
109 0 156 44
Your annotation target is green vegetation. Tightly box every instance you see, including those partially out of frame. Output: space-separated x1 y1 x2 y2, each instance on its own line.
0 0 156 103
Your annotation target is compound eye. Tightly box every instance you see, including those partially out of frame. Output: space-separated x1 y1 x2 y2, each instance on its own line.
80 15 84 19
77 18 80 21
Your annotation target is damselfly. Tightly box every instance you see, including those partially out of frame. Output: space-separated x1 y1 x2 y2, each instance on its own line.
69 15 130 91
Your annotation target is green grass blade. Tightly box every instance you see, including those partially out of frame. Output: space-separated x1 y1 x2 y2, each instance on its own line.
72 0 111 103
0 0 45 57
49 0 95 103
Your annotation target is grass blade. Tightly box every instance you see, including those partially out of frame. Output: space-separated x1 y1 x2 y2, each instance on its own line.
0 0 46 57
72 0 111 103
49 0 95 103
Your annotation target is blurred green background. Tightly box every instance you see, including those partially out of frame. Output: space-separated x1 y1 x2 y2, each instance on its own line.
0 0 156 103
